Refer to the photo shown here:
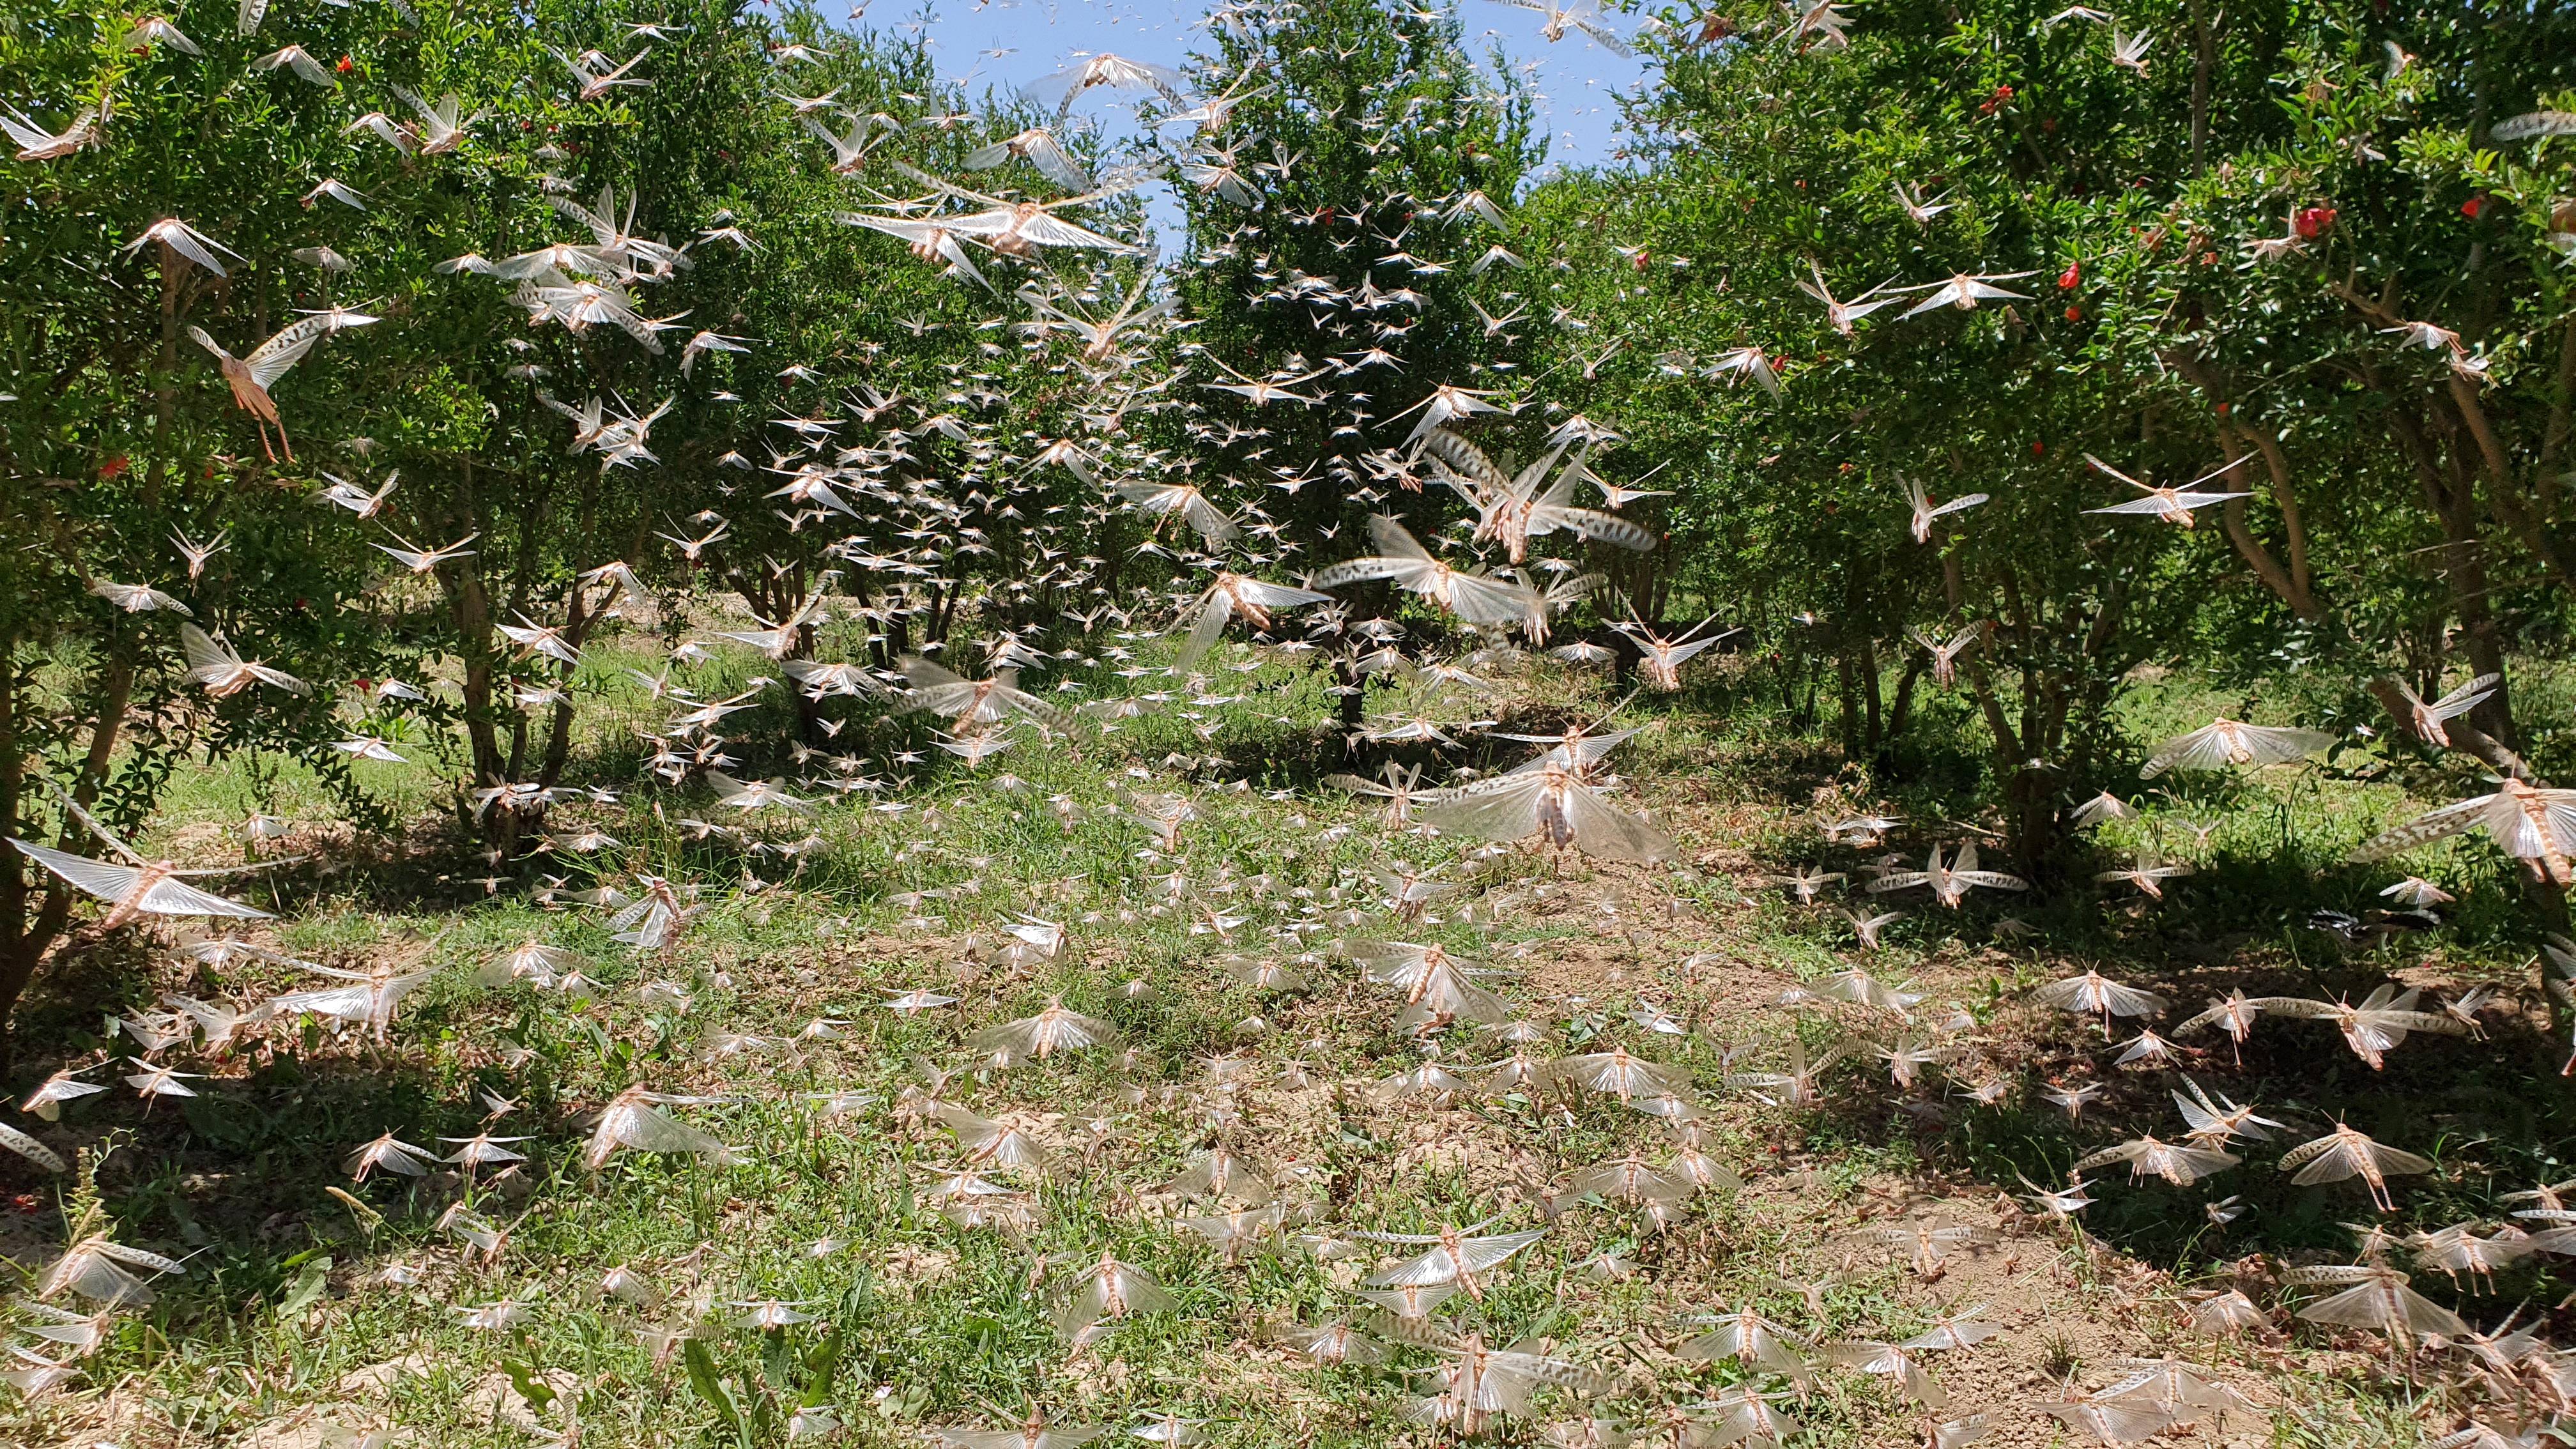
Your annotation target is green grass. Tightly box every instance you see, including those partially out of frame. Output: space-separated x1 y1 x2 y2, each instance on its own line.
6 638 2568 1446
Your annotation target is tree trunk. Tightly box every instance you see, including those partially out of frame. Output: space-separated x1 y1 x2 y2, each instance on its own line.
1885 656 1926 752
0 253 192 1066
1835 650 1859 761
1859 637 1884 753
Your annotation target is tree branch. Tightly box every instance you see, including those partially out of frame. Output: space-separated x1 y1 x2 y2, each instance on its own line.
2170 348 2326 621
2364 677 2538 781
2228 418 2313 603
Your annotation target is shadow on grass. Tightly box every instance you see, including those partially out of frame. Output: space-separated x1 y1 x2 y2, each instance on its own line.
4 1031 486 1338
1784 933 2576 1315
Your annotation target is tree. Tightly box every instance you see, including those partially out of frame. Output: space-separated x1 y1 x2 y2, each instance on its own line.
1167 0 1552 739
1504 0 2572 872
0 0 398 1066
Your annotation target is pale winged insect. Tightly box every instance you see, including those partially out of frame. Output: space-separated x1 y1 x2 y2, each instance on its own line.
1898 475 1989 542
1756 863 1845 903
1418 425 1657 564
2096 854 2195 899
1354 1216 1547 1300
40 1234 187 1307
3 98 110 160
188 310 376 461
2080 452 2254 527
885 161 1144 259
1310 514 1548 638
2073 1132 2241 1187
1726 1038 1845 1107
2029 968 2167 1025
1555 1147 1696 1211
2140 717 2335 776
123 216 242 275
1390 1320 1609 1436
2379 672 2503 747
1813 964 1924 1013
11 785 290 930
1175 572 1332 668
1797 259 1901 334
1349 938 1515 1029
344 1131 438 1182
2350 776 2576 883
1052 1251 1174 1344
1910 619 1987 687
2276 1123 2435 1211
1116 479 1243 543
20 1064 109 1121
933 1406 1109 1449
2171 1077 2284 1145
1417 744 1675 864
1326 761 1431 829
1897 269 2037 316
1836 1220 1998 1276
585 1085 739 1169
1549 1043 1686 1103
1498 0 1636 54
1823 1337 1947 1409
2285 1262 2468 1342
1891 178 1953 223
1613 615 1738 691
1676 1303 1815 1384
89 578 192 615
2248 985 2465 1068
901 654 1071 733
1866 841 2029 907
270 960 443 1042
180 622 312 697
1268 1319 1388 1366
970 996 1121 1062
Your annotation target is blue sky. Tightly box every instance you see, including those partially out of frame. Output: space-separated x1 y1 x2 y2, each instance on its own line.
832 0 1651 177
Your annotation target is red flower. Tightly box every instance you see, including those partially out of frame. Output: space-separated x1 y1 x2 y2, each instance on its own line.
2294 205 2336 238
334 54 353 75
1630 250 1650 272
2057 261 2080 290
2215 401 2232 417
2064 305 2082 322
1978 83 2016 116
2460 195 2485 218
2030 440 2046 456
99 454 129 479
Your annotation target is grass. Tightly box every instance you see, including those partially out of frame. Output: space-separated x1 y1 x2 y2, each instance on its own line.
6 632 2572 1446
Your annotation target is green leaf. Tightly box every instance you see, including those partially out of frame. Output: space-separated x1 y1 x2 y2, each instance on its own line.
682 1340 744 1435
180 1094 268 1151
801 1328 844 1409
500 1358 556 1416
276 1257 332 1322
